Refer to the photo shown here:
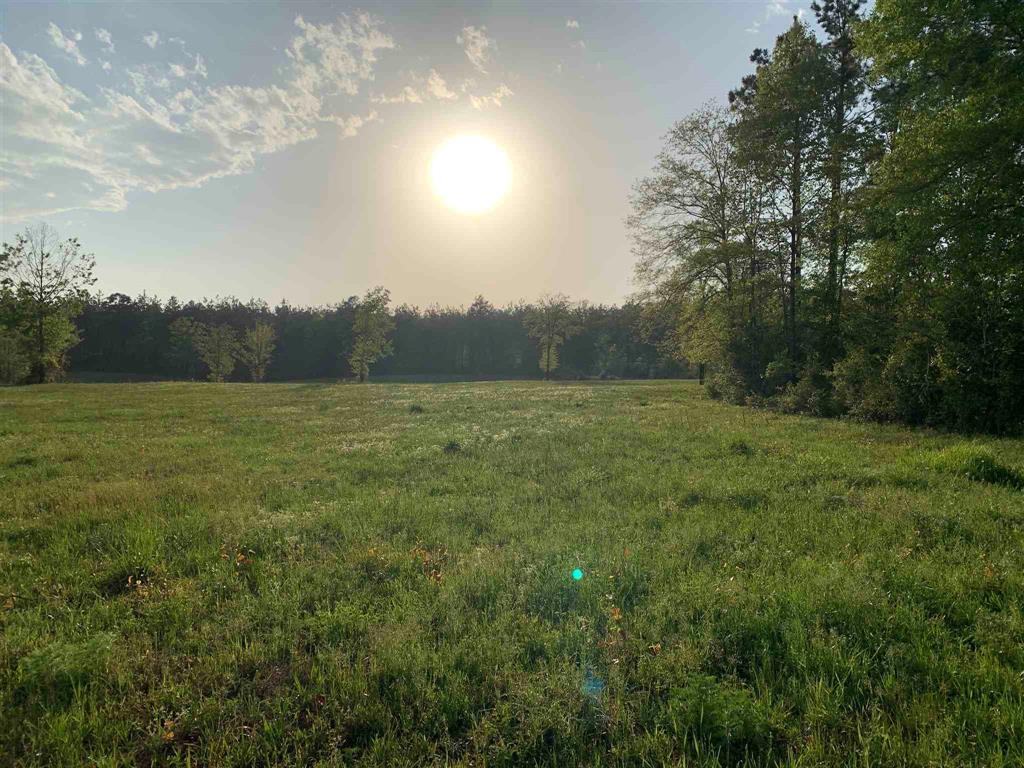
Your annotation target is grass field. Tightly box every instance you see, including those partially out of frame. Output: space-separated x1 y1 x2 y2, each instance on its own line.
2 381 1023 767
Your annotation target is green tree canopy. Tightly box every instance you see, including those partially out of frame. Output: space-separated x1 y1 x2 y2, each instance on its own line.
348 287 395 383
524 295 581 380
0 224 95 383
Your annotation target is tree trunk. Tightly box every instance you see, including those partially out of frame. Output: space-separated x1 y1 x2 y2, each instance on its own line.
789 121 803 370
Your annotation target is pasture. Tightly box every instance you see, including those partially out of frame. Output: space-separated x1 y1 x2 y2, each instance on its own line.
1 381 1023 766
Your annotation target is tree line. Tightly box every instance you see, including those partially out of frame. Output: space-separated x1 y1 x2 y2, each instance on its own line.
630 0 1023 434
0 232 686 384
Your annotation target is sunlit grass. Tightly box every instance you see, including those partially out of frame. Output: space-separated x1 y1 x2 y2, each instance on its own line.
1 381 1023 765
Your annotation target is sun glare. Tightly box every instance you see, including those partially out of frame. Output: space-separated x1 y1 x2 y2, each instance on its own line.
431 135 511 214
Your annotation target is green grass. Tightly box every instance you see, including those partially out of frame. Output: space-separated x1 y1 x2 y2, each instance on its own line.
1 381 1023 766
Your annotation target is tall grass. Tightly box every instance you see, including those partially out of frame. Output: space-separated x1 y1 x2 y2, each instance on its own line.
1 381 1022 766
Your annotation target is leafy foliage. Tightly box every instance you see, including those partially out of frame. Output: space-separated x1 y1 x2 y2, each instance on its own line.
348 287 395 383
523 294 581 379
0 224 94 383
196 323 238 382
240 321 276 382
632 1 1024 433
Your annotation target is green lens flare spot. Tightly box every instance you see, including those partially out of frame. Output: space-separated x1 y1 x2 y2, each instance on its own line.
572 568 584 581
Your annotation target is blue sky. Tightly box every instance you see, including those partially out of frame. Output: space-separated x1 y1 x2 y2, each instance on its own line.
1 1 813 307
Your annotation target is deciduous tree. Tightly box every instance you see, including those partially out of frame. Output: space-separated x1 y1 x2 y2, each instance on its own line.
240 322 276 382
196 323 238 382
524 295 580 380
1 224 95 382
348 287 395 383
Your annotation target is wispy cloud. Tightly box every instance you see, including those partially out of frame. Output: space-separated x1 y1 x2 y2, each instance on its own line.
751 0 802 33
372 84 423 104
47 23 87 66
457 25 494 74
373 69 464 105
1 14 396 220
765 0 796 18
95 28 115 54
468 83 513 110
426 69 457 100
143 31 160 49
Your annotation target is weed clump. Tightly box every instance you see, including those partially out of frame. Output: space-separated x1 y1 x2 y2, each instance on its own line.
97 564 153 598
928 444 1023 489
728 438 753 457
409 403 425 414
443 440 462 454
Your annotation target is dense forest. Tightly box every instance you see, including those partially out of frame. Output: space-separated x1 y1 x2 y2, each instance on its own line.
64 292 685 381
2 0 1022 434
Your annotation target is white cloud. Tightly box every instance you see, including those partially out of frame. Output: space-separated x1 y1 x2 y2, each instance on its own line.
572 40 586 50
288 14 393 97
468 83 513 110
100 60 112 72
457 25 494 74
143 31 160 49
1 13 396 221
95 28 115 54
47 22 88 66
372 68 456 105
766 0 791 17
372 84 423 104
325 110 378 138
746 20 762 34
566 19 580 29
426 70 456 100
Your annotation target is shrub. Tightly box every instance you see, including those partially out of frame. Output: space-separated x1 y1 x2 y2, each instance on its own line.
831 347 897 422
772 376 828 416
704 367 748 404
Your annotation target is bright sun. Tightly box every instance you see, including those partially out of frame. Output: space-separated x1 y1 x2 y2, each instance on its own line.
431 135 511 214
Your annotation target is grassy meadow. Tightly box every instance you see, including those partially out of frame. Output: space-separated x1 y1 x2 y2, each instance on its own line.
1 381 1023 766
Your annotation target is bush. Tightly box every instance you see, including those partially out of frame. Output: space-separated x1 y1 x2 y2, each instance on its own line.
831 347 897 422
704 367 748 404
770 362 834 417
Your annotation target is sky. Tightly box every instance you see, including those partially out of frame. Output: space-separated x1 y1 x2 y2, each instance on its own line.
1 1 813 309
